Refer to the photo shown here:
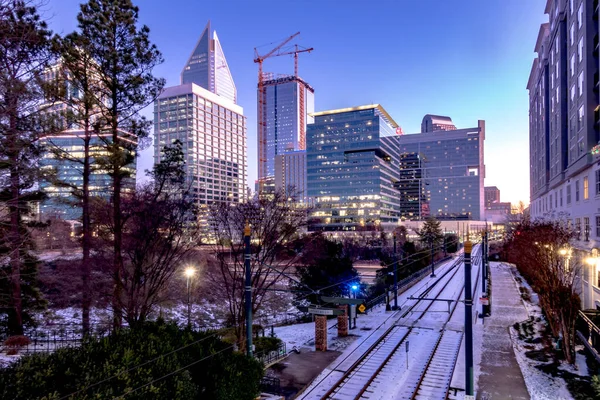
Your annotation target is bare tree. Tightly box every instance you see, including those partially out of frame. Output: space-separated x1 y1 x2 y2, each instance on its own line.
206 189 307 350
92 141 196 327
505 219 580 363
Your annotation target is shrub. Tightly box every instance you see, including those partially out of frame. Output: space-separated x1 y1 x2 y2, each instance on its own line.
254 336 282 354
4 335 31 355
0 321 263 400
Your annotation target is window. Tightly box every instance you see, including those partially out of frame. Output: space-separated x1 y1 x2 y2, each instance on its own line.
584 176 589 199
596 170 600 195
570 0 574 14
570 54 576 76
578 37 584 63
576 180 580 201
585 217 590 241
570 84 576 105
567 185 572 204
575 218 581 239
578 71 584 96
578 105 585 130
596 216 600 237
560 188 563 206
578 3 583 29
570 23 575 45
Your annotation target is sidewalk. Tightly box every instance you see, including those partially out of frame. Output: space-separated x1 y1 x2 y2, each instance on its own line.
477 262 530 399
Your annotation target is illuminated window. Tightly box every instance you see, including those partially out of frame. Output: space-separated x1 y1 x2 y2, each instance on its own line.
584 176 589 199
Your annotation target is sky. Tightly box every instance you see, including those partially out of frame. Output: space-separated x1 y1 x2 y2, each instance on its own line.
43 0 548 206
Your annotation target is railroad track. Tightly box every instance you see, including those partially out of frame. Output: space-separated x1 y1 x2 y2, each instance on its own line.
298 246 483 400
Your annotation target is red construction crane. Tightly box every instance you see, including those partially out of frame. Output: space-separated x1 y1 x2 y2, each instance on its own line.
254 33 313 194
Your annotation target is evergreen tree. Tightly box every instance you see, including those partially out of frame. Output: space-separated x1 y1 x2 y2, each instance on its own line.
73 0 165 328
0 0 52 334
46 32 105 335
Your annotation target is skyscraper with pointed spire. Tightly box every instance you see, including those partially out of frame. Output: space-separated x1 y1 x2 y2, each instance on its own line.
181 21 237 103
154 21 247 209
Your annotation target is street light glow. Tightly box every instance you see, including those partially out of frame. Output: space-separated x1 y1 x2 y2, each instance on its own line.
585 257 598 266
184 267 196 278
559 249 568 256
351 284 358 290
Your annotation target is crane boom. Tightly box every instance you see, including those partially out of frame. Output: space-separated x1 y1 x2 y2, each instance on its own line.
255 33 312 195
254 32 299 63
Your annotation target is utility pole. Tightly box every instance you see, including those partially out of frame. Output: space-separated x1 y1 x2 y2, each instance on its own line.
430 240 435 277
393 233 398 310
244 222 253 357
464 240 474 399
444 227 447 257
482 231 487 295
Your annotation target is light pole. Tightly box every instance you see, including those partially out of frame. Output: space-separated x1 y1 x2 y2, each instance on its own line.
351 284 358 329
393 233 398 310
464 240 474 398
430 239 435 278
184 267 196 327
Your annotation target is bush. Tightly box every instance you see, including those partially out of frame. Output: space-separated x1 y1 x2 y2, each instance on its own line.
0 321 263 400
254 336 282 355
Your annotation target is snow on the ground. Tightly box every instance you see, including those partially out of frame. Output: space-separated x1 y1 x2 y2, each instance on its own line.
506 264 575 400
510 326 573 400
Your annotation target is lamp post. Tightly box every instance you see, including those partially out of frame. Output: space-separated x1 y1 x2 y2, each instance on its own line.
464 240 474 399
393 233 398 310
351 284 358 329
184 267 196 327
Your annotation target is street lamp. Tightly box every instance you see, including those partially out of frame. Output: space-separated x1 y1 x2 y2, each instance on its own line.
351 284 358 299
184 267 196 327
559 248 572 272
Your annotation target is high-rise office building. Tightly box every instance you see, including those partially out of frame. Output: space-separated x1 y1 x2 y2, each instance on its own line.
528 0 600 309
154 23 246 207
258 74 314 191
181 21 236 104
39 63 136 220
306 104 401 231
421 114 456 133
274 150 307 203
397 152 429 220
397 121 486 220
484 186 501 207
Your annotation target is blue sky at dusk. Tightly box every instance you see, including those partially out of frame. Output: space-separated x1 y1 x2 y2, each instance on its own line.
44 0 547 205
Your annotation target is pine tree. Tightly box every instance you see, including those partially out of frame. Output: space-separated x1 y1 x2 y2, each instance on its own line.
73 0 164 328
0 0 52 335
44 33 105 335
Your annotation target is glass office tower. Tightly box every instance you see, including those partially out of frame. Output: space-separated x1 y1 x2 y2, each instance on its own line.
181 21 236 104
396 121 486 220
258 75 314 184
156 22 246 208
40 131 136 220
154 83 247 206
307 105 401 231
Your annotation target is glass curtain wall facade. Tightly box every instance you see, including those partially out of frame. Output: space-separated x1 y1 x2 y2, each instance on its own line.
259 75 314 180
39 131 136 220
154 83 247 207
397 152 429 220
307 105 401 231
396 122 486 220
275 150 307 203
181 21 237 104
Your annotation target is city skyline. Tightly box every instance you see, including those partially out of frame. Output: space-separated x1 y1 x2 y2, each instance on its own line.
44 0 547 206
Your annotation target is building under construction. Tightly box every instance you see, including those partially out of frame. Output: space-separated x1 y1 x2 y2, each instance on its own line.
254 34 313 195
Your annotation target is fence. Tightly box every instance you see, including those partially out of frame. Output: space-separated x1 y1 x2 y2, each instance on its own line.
255 342 287 366
1 323 114 354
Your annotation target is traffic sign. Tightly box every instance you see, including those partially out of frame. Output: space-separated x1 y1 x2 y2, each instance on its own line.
298 306 345 316
358 304 366 313
479 297 489 306
320 296 364 305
